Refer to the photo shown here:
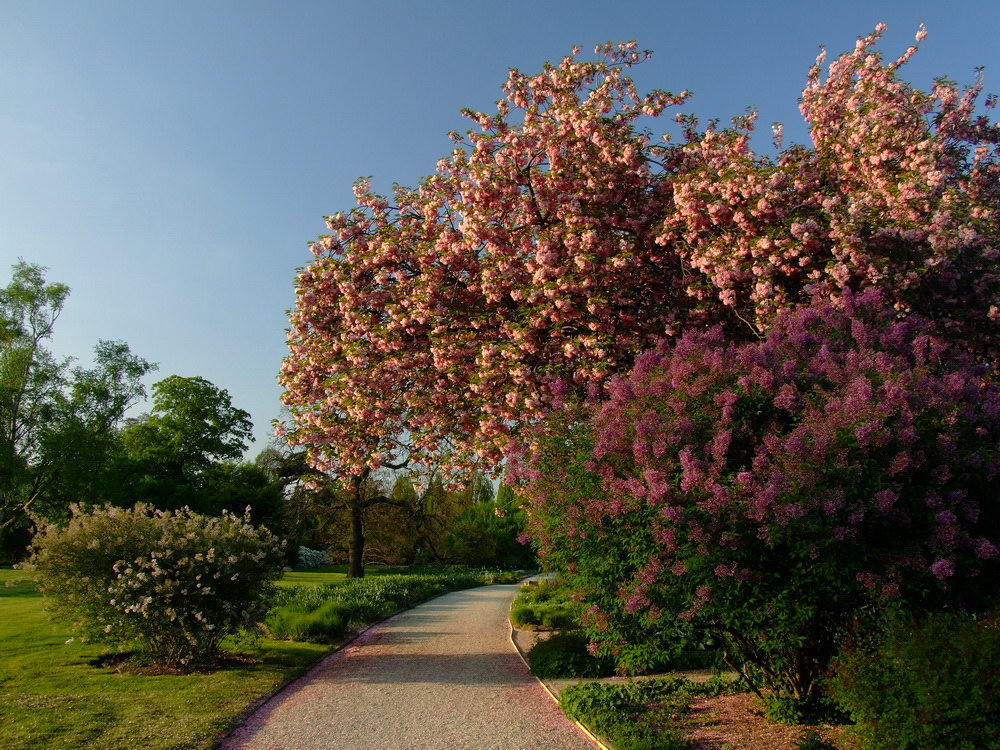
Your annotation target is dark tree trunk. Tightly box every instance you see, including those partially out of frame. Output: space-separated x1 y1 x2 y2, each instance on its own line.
347 478 365 578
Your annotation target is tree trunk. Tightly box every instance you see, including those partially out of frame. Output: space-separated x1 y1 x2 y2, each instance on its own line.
347 479 365 578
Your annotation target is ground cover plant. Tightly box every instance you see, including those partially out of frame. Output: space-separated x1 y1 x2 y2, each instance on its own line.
559 675 740 750
509 577 582 630
275 563 441 587
29 503 286 669
525 630 616 678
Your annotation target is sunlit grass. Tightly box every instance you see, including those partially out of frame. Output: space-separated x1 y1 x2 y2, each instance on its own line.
276 563 479 587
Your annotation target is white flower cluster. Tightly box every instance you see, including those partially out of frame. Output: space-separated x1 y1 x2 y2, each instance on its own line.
31 503 287 668
296 546 328 568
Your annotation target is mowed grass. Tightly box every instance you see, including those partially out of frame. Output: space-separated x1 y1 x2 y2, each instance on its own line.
275 563 462 587
0 566 329 750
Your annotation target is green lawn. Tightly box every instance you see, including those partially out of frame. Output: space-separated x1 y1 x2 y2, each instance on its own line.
276 565 348 587
0 567 330 750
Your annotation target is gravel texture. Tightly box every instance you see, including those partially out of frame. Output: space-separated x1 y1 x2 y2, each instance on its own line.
220 584 598 750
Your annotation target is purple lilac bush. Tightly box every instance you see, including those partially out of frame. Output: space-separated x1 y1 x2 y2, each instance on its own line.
520 290 1000 709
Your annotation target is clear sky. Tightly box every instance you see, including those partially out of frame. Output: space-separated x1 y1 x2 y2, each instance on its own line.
2 0 998 456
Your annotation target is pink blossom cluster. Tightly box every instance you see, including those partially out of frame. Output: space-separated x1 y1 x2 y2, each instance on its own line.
279 29 999 488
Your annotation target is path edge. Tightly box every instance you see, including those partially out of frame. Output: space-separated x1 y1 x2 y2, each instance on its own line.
507 617 611 750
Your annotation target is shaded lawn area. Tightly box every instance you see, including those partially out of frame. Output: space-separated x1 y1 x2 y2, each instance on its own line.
0 567 329 750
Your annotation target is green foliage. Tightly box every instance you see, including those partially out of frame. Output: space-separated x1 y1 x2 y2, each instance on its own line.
117 376 261 515
106 378 286 522
559 678 700 750
796 730 839 750
444 482 535 568
762 692 843 726
29 503 286 668
265 599 352 642
124 375 253 471
526 631 615 678
509 578 582 629
828 612 1000 750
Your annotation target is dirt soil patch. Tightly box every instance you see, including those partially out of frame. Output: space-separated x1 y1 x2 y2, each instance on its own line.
687 693 859 750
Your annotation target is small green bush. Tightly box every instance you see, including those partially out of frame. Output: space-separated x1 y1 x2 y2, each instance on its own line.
509 603 537 628
828 612 1000 750
540 607 577 629
796 730 838 750
526 631 615 678
509 577 583 630
29 503 286 668
559 678 695 750
762 692 844 726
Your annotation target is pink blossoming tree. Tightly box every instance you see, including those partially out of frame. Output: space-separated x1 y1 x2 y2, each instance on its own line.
281 28 999 483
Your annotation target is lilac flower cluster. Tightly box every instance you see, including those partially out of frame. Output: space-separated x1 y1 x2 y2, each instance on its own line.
523 290 1000 701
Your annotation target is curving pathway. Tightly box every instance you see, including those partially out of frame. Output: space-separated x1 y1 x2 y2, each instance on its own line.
220 584 597 750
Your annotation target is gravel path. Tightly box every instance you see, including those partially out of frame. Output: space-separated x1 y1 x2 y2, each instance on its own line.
220 584 598 750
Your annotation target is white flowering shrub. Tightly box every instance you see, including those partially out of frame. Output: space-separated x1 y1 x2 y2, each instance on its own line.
296 546 327 568
29 503 286 669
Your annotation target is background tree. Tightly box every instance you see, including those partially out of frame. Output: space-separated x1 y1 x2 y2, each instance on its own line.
114 376 279 520
122 375 253 473
445 480 535 568
0 261 154 559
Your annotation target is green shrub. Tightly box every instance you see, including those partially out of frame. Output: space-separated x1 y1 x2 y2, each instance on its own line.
509 603 537 628
29 503 286 669
559 678 695 750
796 730 838 750
540 606 578 629
509 577 583 630
521 578 556 603
828 612 1000 750
526 631 615 678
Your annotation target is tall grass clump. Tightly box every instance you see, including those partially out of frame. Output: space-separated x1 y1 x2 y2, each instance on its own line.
29 503 286 668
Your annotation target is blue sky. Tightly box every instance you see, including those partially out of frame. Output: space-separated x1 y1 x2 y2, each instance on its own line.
2 0 998 455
